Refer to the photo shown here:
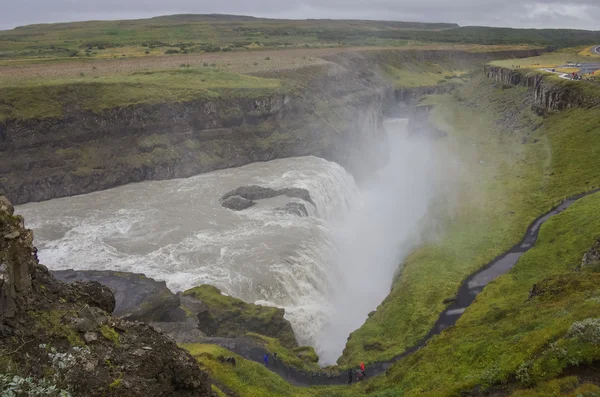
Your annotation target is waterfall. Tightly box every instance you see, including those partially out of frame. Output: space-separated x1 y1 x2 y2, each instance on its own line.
16 118 452 364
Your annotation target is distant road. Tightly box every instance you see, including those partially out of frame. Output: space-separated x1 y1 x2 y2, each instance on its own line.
593 45 600 55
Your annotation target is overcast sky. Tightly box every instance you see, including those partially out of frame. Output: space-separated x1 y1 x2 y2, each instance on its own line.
1 0 599 31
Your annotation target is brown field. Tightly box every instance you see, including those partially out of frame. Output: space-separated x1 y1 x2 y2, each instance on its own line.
0 44 536 82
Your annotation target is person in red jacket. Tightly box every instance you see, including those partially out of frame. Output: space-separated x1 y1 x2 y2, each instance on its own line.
360 362 366 378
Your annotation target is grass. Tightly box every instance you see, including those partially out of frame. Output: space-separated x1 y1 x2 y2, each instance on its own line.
0 67 281 121
0 15 459 62
243 333 321 372
509 377 600 397
383 63 468 88
340 75 600 366
100 325 120 346
1 14 596 64
183 285 297 348
182 343 313 397
29 310 84 347
379 190 600 396
181 343 372 397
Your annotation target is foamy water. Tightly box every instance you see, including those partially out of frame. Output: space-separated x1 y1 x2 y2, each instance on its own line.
17 118 452 364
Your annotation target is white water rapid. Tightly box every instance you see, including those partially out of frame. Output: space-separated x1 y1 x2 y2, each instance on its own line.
16 118 452 365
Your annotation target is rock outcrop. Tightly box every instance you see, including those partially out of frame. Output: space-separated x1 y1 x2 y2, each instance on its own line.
53 269 180 322
222 185 315 206
0 196 215 397
181 285 298 349
220 195 256 211
582 239 600 268
484 65 600 113
220 185 315 212
275 202 309 217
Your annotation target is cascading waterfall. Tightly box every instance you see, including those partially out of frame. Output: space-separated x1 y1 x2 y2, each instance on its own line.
16 156 360 347
315 118 451 364
16 118 452 363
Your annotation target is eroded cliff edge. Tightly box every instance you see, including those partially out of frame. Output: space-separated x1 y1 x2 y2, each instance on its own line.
1 48 546 205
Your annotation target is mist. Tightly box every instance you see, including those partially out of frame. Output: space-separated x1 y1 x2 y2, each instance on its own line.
314 118 455 365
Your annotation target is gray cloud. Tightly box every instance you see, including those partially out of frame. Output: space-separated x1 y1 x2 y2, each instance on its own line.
1 0 599 30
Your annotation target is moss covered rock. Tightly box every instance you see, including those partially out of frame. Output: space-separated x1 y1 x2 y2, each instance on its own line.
182 285 298 349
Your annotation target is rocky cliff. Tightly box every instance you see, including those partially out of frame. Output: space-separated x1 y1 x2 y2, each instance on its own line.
0 196 215 396
484 65 600 113
0 58 390 205
1 48 548 205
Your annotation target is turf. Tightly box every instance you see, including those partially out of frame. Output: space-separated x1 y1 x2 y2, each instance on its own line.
0 67 281 121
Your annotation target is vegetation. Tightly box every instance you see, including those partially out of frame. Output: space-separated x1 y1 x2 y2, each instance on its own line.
182 343 314 397
341 75 600 366
1 14 598 63
0 68 281 121
383 62 468 88
183 285 297 348
377 190 600 396
243 333 321 372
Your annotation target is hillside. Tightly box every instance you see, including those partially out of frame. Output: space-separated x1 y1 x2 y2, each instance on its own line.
1 14 599 63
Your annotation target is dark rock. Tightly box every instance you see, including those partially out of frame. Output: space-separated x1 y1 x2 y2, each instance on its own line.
52 269 179 322
276 202 308 217
71 280 116 313
582 239 600 268
221 185 316 207
150 320 207 343
443 297 457 304
221 195 256 211
84 331 99 343
182 285 298 348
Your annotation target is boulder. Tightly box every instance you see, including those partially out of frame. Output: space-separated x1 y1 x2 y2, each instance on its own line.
52 269 179 322
0 196 14 216
276 202 309 217
182 285 298 349
221 195 256 211
150 320 207 343
221 185 315 207
582 239 600 268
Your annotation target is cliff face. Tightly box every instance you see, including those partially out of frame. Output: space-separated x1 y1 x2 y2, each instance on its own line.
484 65 600 112
0 49 548 205
0 65 390 205
0 196 215 396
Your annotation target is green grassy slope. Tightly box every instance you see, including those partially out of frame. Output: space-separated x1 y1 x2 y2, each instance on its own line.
1 14 598 62
340 75 600 366
381 190 600 396
0 67 281 121
0 15 456 60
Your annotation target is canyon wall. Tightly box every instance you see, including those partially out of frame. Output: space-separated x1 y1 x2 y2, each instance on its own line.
0 48 548 205
484 65 600 112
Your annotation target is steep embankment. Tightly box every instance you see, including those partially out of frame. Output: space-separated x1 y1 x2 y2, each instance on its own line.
339 70 600 371
0 48 546 205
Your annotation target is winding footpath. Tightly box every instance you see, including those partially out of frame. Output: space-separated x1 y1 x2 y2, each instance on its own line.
213 189 600 386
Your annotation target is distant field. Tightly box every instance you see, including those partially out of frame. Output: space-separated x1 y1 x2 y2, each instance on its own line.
2 14 600 64
0 15 457 61
491 46 600 71
0 44 537 82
